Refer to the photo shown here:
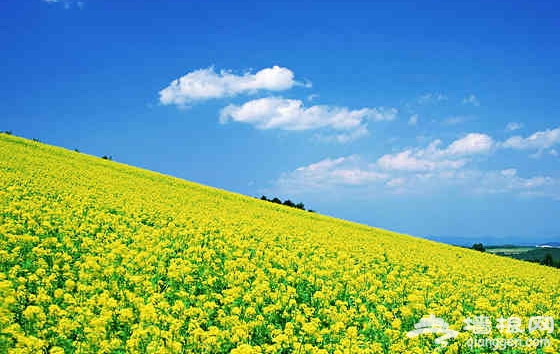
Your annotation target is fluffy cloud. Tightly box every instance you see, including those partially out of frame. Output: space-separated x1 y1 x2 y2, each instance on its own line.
380 169 557 197
159 65 400 143
273 155 558 199
377 150 467 172
271 128 559 199
446 133 494 155
377 133 493 172
219 97 397 140
274 156 388 193
502 127 560 151
159 66 299 106
408 114 418 126
471 169 557 195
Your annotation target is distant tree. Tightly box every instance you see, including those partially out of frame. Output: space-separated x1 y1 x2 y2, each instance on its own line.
257 195 312 212
101 155 113 161
308 209 315 213
472 243 485 252
2 130 12 135
32 138 41 142
271 197 282 204
543 253 554 267
74 148 80 153
283 199 295 208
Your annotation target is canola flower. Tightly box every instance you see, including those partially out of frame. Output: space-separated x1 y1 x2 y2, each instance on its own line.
0 133 558 353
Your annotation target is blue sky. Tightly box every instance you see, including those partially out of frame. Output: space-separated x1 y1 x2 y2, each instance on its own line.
2 0 560 245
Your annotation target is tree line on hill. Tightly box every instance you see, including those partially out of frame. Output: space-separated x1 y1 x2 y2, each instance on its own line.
514 250 560 268
471 243 485 252
258 196 314 213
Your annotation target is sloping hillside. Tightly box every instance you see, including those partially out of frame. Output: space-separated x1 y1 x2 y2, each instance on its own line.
0 134 558 353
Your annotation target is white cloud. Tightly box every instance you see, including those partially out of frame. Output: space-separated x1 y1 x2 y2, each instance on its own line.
446 133 494 155
271 129 559 199
219 97 397 141
274 156 388 194
505 122 523 131
159 66 300 106
272 152 559 199
408 114 418 126
462 94 480 106
377 149 468 172
385 169 558 197
376 133 493 172
473 169 557 195
501 127 560 151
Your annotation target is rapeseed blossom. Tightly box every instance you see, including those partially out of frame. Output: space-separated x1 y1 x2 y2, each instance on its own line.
0 134 558 353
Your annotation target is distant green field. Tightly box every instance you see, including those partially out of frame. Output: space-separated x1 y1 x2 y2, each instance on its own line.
486 246 536 255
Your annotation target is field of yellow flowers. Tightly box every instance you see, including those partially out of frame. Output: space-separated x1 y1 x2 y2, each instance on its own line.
0 133 558 353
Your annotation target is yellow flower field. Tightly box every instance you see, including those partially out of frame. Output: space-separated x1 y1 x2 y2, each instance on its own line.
0 133 558 353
